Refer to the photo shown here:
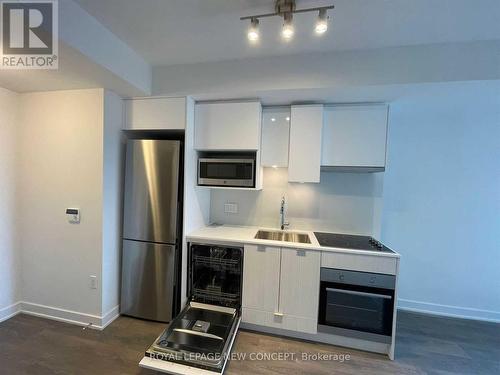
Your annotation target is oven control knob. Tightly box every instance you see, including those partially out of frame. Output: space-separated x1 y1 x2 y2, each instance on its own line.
369 276 376 284
339 274 344 281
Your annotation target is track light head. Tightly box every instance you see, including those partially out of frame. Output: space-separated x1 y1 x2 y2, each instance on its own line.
247 17 259 42
315 8 328 34
282 13 294 40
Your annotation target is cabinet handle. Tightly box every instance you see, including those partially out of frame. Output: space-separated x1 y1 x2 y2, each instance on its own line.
273 312 284 317
296 250 306 256
257 247 266 252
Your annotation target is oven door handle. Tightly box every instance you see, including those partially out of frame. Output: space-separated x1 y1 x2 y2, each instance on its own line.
326 287 392 300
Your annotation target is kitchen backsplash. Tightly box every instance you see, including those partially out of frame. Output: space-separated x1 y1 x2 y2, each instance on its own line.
210 168 384 236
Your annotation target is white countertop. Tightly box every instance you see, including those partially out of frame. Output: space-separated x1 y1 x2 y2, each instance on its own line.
187 225 400 258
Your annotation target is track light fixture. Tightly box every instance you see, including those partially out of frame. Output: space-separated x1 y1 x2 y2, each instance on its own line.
241 0 334 42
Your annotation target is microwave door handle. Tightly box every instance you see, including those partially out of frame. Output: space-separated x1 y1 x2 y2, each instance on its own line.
199 158 253 163
325 287 393 300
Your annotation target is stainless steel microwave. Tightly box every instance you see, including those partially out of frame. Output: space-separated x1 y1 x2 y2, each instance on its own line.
198 157 255 187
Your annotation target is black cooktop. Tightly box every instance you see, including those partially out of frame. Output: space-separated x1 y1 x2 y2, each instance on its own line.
313 232 395 253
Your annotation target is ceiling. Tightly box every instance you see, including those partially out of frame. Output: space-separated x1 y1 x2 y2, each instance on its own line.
0 45 147 96
74 0 500 67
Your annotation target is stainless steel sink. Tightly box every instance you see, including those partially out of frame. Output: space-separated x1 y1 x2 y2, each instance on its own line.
254 230 311 244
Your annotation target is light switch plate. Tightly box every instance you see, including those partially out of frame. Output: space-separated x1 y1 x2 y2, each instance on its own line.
89 275 98 289
224 203 238 214
66 208 80 224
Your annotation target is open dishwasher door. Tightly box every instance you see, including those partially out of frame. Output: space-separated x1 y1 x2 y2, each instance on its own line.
140 243 243 374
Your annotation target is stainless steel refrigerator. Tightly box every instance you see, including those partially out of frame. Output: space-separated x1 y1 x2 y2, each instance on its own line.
121 139 182 322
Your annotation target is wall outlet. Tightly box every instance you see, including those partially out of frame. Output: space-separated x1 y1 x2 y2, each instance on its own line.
224 203 238 214
89 275 98 289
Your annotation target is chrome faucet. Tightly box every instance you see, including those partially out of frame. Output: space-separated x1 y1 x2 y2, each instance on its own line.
280 196 290 230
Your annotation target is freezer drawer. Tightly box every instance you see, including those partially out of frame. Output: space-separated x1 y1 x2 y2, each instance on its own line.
123 139 181 244
121 239 177 322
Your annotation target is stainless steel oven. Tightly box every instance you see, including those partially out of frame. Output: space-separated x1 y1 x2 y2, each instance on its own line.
198 157 255 187
318 268 395 342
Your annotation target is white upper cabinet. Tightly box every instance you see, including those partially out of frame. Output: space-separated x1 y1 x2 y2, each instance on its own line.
261 107 290 167
288 105 323 183
194 101 262 150
124 97 186 130
321 104 388 168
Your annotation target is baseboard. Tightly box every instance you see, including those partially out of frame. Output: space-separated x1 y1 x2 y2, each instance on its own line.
100 305 120 329
398 299 500 323
19 301 121 330
0 302 22 323
20 301 102 328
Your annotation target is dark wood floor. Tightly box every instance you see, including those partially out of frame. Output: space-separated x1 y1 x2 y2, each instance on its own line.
0 311 498 375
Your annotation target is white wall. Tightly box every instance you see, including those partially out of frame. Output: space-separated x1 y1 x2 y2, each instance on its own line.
0 88 21 322
182 97 210 304
153 41 500 98
382 81 500 322
210 168 383 235
17 89 105 322
101 90 124 319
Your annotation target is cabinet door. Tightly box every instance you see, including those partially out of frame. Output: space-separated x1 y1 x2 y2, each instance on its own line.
124 97 186 130
194 102 261 150
321 104 388 167
288 105 323 183
242 245 280 312
261 107 290 167
278 248 321 334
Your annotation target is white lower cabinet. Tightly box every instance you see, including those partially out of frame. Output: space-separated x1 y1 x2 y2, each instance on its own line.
242 245 280 312
278 248 321 333
242 245 320 334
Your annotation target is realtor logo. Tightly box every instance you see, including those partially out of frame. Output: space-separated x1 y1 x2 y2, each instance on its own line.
1 0 58 69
